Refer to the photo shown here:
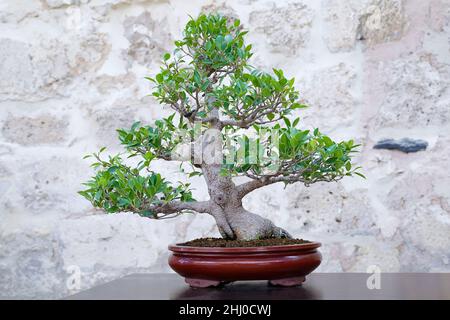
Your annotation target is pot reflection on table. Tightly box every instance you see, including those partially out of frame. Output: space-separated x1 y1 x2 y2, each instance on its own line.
171 281 322 300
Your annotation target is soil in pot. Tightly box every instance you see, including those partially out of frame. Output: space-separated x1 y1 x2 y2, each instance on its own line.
179 237 310 247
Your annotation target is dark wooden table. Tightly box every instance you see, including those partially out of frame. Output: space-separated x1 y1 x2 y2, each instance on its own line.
66 273 450 300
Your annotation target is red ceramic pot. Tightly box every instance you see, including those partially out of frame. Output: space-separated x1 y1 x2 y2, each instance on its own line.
168 242 322 288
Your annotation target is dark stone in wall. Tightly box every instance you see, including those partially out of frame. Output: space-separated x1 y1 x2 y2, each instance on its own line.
373 138 428 153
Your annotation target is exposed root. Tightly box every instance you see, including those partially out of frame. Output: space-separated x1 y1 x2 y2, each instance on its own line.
271 226 292 239
224 208 292 241
211 210 235 239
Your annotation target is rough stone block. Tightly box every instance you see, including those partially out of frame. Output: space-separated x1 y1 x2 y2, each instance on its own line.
359 0 407 46
0 39 71 101
0 229 66 299
249 3 314 55
122 12 171 67
85 102 152 149
1 114 69 146
373 53 450 129
3 155 91 215
45 0 75 8
298 63 359 131
323 0 407 52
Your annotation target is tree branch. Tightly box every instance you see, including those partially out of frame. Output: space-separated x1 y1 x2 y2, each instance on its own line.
145 200 212 219
236 175 302 198
236 173 344 198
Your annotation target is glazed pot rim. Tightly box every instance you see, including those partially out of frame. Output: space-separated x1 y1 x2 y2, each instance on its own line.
168 241 321 254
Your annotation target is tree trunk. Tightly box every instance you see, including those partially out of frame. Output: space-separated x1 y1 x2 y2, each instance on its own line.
201 154 290 240
198 97 291 240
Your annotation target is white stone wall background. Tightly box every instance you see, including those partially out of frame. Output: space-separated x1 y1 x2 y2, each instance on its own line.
0 0 449 299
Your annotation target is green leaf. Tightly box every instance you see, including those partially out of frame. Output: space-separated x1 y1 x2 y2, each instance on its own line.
144 151 154 161
322 136 333 147
345 162 351 171
283 117 291 127
163 53 170 61
118 198 131 207
224 34 233 44
354 172 366 179
292 103 307 109
131 121 141 131
273 68 284 79
140 210 155 218
188 171 202 178
155 73 163 83
215 35 224 49
193 70 201 85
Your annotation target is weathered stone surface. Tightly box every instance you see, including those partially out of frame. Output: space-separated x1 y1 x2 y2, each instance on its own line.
85 102 151 149
323 0 407 52
373 53 450 129
359 0 407 46
0 163 12 201
16 156 90 214
1 114 69 146
0 39 71 101
374 138 428 153
55 213 215 296
426 0 450 32
92 72 136 94
249 3 314 55
243 181 377 238
122 12 171 67
0 144 12 156
90 0 168 8
44 0 76 9
0 162 11 178
0 1 42 23
0 227 66 299
66 34 111 75
322 0 367 52
298 63 359 131
318 240 401 272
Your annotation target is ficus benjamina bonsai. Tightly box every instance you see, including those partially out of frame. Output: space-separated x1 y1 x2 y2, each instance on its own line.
79 14 364 241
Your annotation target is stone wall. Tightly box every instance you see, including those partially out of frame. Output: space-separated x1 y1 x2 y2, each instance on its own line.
0 0 449 299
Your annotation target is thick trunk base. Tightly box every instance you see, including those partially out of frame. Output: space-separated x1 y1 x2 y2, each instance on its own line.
218 208 292 241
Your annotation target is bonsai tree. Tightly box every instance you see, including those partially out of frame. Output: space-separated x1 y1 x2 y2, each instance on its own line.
79 14 363 241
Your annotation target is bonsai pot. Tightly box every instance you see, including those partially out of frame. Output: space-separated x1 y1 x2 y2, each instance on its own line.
168 242 322 288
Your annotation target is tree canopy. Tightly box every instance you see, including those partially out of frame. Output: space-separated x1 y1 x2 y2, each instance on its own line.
79 14 363 220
